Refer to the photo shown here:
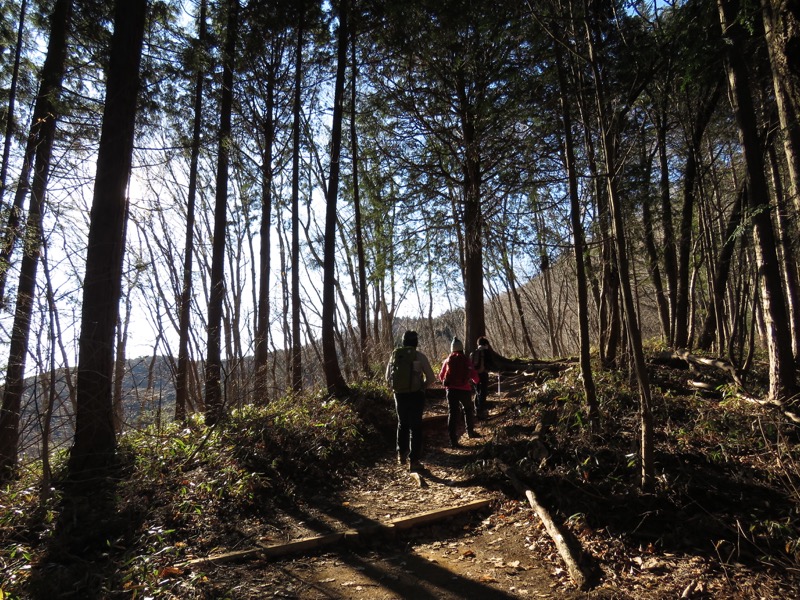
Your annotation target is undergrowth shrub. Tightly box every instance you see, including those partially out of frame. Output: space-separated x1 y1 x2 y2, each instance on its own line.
224 384 396 488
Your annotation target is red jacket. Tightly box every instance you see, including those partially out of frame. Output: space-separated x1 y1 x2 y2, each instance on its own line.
439 352 479 391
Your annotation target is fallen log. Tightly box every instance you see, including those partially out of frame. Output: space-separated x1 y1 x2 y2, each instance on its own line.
497 461 594 591
651 350 743 388
687 379 722 398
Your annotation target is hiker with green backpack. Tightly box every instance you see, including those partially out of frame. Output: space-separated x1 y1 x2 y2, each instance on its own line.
385 330 437 472
439 337 480 448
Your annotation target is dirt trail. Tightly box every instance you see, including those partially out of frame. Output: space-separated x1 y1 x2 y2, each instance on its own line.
193 392 588 599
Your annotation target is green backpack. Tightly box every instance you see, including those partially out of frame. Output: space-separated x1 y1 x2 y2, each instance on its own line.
391 346 417 392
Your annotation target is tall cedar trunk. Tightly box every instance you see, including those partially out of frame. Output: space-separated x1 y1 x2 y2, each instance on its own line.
458 79 485 352
290 19 304 393
68 0 146 479
674 84 721 349
0 3 29 308
0 1 60 308
587 122 621 367
203 0 238 425
761 0 800 216
175 0 207 421
637 120 670 341
499 238 537 358
657 112 678 342
41 250 62 485
555 43 599 428
718 0 798 406
570 56 618 365
584 13 654 489
0 0 27 213
642 190 671 341
537 212 560 356
113 293 131 433
322 0 350 396
0 0 72 480
768 142 800 364
697 183 745 350
254 61 275 382
350 28 370 376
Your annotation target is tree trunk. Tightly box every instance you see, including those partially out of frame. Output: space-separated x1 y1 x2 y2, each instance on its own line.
584 10 654 489
768 141 800 365
113 290 131 434
640 151 671 341
0 0 72 481
69 0 146 479
350 27 370 376
254 59 275 391
674 84 721 349
657 112 678 343
0 0 27 214
761 0 800 216
555 43 599 428
697 184 745 351
175 0 207 422
321 0 350 397
290 17 304 394
203 0 238 425
457 81 486 353
718 0 798 406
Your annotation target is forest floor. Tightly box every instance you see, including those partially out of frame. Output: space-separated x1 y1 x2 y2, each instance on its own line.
3 356 800 598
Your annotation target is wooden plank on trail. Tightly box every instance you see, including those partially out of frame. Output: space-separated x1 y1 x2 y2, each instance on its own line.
259 533 345 558
176 533 345 567
177 501 492 568
177 547 262 567
389 499 492 530
422 413 448 424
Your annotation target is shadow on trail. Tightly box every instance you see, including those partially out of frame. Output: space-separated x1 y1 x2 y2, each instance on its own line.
25 471 146 600
330 544 523 600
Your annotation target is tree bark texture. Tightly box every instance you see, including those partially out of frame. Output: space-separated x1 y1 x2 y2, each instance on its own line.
718 0 798 405
69 0 147 479
0 0 73 480
176 0 207 421
204 0 239 425
761 0 800 216
290 18 304 394
321 0 350 396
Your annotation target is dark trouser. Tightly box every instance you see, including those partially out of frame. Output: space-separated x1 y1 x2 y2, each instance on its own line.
395 390 425 462
447 388 475 444
475 371 489 412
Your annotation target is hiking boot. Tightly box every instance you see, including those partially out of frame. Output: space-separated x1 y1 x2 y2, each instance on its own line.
409 460 422 472
467 430 481 439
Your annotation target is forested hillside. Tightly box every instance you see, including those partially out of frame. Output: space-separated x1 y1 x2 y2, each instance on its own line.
1 0 800 597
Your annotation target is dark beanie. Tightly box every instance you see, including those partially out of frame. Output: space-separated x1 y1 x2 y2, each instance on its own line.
402 330 418 347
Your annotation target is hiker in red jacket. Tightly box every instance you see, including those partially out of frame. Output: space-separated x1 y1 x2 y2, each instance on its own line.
439 337 480 448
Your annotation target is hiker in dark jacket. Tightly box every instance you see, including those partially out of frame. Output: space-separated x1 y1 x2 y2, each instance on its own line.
439 337 480 448
385 330 436 472
470 336 493 418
